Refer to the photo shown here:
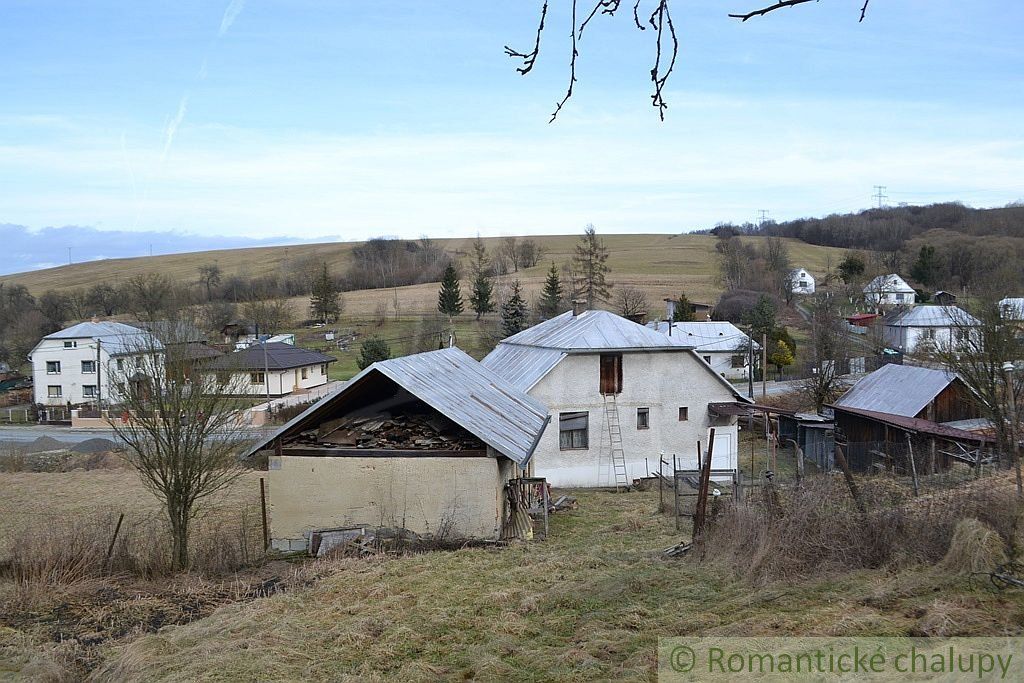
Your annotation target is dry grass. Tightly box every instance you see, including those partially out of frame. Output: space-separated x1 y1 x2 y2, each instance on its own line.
89 487 1024 682
940 518 1008 575
4 234 846 308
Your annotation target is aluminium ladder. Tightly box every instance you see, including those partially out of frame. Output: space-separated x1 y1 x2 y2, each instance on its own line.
603 394 630 491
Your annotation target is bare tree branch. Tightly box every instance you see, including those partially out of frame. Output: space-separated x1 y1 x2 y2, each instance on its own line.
728 0 819 22
549 0 580 123
504 0 549 75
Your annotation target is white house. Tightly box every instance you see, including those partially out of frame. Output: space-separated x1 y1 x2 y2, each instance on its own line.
481 308 749 488
790 268 816 295
646 321 759 381
999 297 1024 321
28 321 164 406
883 306 980 353
864 274 916 307
202 342 335 397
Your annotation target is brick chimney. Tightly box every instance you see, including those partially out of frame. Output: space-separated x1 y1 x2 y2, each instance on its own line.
572 299 587 317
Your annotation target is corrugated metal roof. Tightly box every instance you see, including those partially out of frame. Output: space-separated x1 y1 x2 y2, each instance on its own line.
41 321 163 356
248 347 549 466
204 342 335 371
500 310 689 351
1000 298 1024 320
884 306 980 328
834 363 957 417
646 321 759 352
831 405 993 443
863 274 915 294
479 343 566 392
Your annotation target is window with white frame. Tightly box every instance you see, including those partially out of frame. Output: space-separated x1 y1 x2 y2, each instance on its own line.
81 360 96 373
46 361 61 374
82 385 97 398
63 341 76 349
301 367 309 380
636 407 650 430
250 372 266 385
47 385 62 398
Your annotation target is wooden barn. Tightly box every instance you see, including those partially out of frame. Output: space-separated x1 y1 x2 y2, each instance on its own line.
829 363 988 472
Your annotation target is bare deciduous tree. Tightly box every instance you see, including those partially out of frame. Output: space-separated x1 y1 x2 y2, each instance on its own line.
615 286 649 321
800 294 851 412
107 327 252 569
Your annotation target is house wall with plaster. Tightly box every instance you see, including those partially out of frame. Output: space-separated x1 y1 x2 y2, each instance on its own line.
267 452 514 551
525 350 739 487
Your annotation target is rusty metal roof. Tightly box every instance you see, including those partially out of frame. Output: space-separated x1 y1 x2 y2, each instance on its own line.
833 363 957 417
248 347 549 466
831 405 993 443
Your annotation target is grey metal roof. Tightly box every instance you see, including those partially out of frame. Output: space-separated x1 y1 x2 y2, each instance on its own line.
883 306 980 328
204 342 335 371
834 363 957 417
248 347 549 466
1000 298 1024 320
480 343 566 392
500 310 690 352
646 321 759 352
41 321 164 356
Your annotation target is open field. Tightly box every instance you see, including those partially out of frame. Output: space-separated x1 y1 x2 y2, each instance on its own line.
2 466 1023 680
3 234 846 307
93 487 1024 681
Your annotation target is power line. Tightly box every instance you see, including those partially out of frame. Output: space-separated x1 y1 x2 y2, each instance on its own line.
873 185 888 209
757 209 770 226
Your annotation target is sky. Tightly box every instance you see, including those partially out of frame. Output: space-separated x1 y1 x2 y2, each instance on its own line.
1 1 1023 273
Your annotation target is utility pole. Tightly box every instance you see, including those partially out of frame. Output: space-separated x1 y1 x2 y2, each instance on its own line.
96 338 102 410
747 330 754 399
762 333 767 399
873 185 888 209
1003 362 1023 499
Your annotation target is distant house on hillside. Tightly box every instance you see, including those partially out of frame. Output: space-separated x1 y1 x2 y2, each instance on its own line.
933 291 957 306
646 320 759 381
882 306 979 353
863 274 916 307
202 342 335 398
789 268 815 295
482 306 749 487
999 297 1024 321
247 347 549 552
28 321 163 406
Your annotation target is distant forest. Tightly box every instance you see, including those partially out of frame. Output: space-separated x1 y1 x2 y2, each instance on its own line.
711 202 1024 295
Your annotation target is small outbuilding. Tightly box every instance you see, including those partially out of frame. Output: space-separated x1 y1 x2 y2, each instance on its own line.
248 347 550 552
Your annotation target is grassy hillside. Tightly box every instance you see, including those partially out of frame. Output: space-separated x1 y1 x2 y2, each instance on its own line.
3 233 845 308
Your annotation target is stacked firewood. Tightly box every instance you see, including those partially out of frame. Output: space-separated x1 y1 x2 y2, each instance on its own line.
291 411 485 450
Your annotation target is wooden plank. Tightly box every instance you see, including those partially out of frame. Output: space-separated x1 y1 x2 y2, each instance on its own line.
281 447 488 458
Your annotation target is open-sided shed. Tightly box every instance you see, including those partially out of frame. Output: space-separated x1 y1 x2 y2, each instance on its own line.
248 347 549 552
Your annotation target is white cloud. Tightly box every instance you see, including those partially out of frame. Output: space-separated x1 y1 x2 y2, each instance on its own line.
219 0 246 37
160 94 189 164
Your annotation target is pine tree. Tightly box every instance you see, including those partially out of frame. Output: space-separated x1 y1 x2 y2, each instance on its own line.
769 339 795 376
674 293 695 321
571 224 612 307
437 263 464 318
501 280 529 337
537 262 563 319
910 244 939 288
743 294 777 343
468 237 494 320
357 336 391 370
309 262 341 324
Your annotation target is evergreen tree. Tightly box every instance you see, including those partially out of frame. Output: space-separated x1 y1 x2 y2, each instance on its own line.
571 224 611 307
356 336 391 370
910 244 939 288
309 262 341 324
769 339 795 376
501 280 529 337
468 237 494 320
537 262 563 319
743 294 777 343
837 253 866 284
437 263 464 318
673 293 695 322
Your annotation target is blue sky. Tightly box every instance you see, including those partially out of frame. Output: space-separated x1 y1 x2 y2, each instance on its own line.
1 0 1022 270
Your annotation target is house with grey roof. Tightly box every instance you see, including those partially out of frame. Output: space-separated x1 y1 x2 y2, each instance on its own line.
202 342 335 398
646 320 760 380
248 347 550 551
830 363 984 471
882 305 980 353
482 307 749 487
28 321 164 407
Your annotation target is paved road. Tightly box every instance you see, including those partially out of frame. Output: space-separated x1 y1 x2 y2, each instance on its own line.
0 424 276 447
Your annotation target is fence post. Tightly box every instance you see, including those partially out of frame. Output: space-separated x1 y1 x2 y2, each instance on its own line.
905 434 920 497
